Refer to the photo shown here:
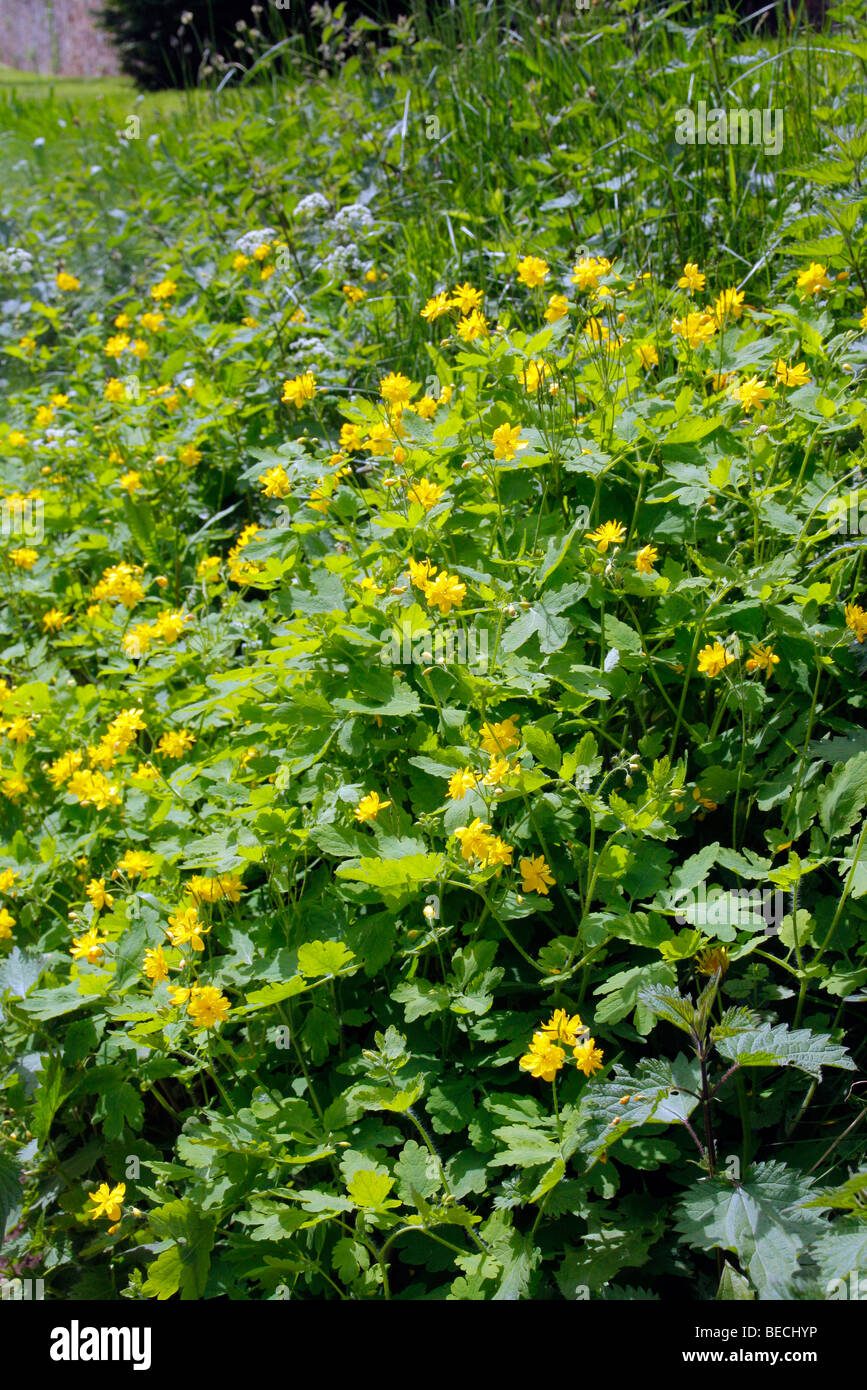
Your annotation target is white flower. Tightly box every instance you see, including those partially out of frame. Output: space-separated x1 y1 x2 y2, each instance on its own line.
33 137 45 149
332 203 374 237
234 227 277 256
0 247 34 275
294 193 329 221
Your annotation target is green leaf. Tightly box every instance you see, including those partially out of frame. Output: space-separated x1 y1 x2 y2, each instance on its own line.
522 723 562 771
819 751 867 839
676 1162 823 1300
0 1152 22 1244
488 1124 561 1169
297 940 356 978
31 1054 70 1144
638 984 696 1035
714 1022 855 1079
716 1260 755 1300
142 1200 216 1301
576 1055 701 1165
336 853 443 890
346 1170 401 1210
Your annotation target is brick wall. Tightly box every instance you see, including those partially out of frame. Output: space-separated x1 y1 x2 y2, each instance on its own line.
0 0 121 78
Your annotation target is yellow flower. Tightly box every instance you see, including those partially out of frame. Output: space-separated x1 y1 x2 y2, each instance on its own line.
7 431 27 449
745 643 780 678
519 1033 565 1082
571 257 610 292
587 519 626 553
179 443 202 468
152 610 189 643
87 1182 125 1222
0 908 15 940
34 405 54 428
259 465 291 498
50 393 69 407
520 854 556 895
119 849 153 878
516 255 550 288
104 334 130 359
6 717 34 744
103 378 127 403
671 312 716 348
713 287 745 325
697 642 736 678
635 344 658 369
118 471 142 495
187 985 231 1029
454 818 493 864
421 292 452 322
282 372 317 408
188 873 243 904
539 1009 583 1046
677 262 705 292
342 283 366 304
157 730 195 759
86 878 113 911
423 571 466 615
253 243 271 261
480 717 520 755
122 623 155 659
140 311 164 332
482 755 512 787
355 791 391 823
844 602 867 643
143 945 169 983
520 359 549 393
455 309 489 342
491 422 528 461
448 768 477 800
70 928 107 965
774 359 811 387
796 262 832 297
233 252 249 271
9 547 38 568
56 272 80 291
166 905 209 952
42 608 69 632
450 282 483 314
573 1037 605 1076
544 293 569 323
407 478 443 510
731 375 771 413
380 373 415 410
151 279 177 301
414 395 437 421
635 543 658 575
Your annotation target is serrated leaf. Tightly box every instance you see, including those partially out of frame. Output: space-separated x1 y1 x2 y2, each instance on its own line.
676 1162 823 1300
819 752 867 839
714 1022 855 1079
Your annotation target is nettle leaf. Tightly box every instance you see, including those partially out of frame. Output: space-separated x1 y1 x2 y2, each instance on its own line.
714 1022 855 1079
712 1005 762 1040
638 983 696 1035
675 1162 824 1300
0 1152 22 1244
0 947 44 999
716 1260 755 1300
812 1225 867 1284
818 751 867 839
576 1055 701 1165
